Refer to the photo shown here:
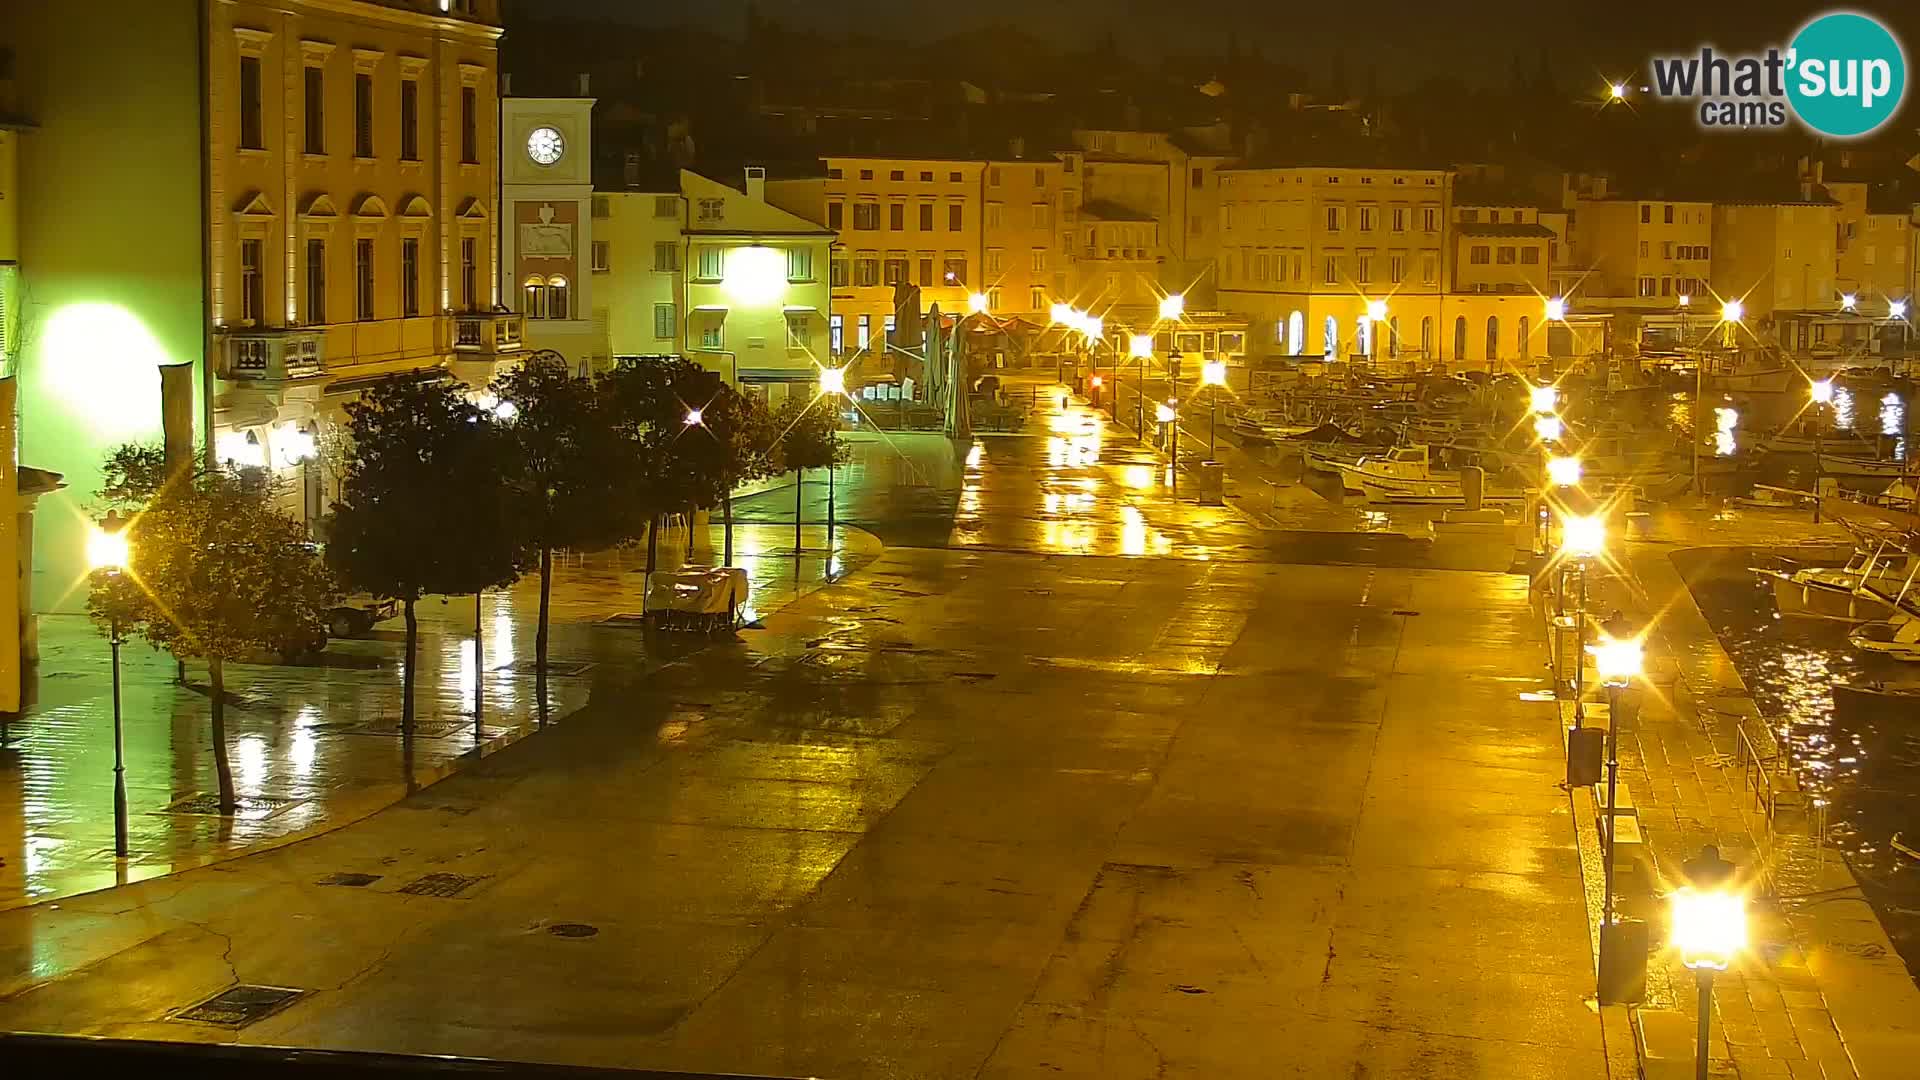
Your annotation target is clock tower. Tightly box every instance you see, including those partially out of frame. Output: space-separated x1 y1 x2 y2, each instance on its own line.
500 87 597 369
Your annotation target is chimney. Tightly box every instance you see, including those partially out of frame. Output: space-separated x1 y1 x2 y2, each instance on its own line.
744 165 766 202
501 72 513 97
1009 136 1025 160
577 73 591 97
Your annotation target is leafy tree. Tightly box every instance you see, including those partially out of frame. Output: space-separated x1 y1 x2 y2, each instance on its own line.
88 449 336 811
328 380 529 738
772 394 849 553
491 352 624 714
705 387 783 564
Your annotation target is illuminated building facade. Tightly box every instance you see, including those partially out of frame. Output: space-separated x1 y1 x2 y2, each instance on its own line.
501 91 596 369
6 0 504 609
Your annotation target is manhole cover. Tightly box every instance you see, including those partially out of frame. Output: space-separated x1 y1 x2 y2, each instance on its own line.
548 922 599 938
397 872 489 898
317 872 381 888
159 793 298 821
499 659 594 677
175 985 305 1028
345 717 465 739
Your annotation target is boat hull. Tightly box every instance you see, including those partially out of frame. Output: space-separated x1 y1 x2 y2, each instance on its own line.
1761 571 1896 621
1832 682 1920 722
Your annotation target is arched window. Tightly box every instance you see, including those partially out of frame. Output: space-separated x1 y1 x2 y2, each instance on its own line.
1453 316 1467 359
1289 311 1304 356
1517 316 1530 359
1421 316 1434 357
1388 316 1400 359
522 276 547 319
547 276 570 321
1485 316 1501 361
1323 315 1338 359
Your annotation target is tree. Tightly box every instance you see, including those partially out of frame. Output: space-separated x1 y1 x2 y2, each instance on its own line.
328 380 529 739
706 387 783 565
491 352 624 715
772 394 848 554
88 447 336 811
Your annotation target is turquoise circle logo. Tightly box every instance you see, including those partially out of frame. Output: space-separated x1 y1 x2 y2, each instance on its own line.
1786 12 1906 137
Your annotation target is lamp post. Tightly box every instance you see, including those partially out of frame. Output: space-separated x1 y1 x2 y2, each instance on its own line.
1811 378 1834 522
87 514 132 858
1201 358 1228 459
818 367 846 546
1130 334 1153 441
1156 400 1179 493
1561 514 1606 721
1366 298 1388 365
1591 634 1643 989
1673 846 1744 1080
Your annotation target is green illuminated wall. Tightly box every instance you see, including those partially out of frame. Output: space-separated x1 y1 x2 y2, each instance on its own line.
9 0 207 612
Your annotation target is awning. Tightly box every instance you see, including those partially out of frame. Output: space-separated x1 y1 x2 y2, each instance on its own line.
323 366 450 397
737 368 822 383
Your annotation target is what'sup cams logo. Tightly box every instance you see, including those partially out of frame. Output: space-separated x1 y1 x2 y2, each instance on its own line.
1645 11 1906 137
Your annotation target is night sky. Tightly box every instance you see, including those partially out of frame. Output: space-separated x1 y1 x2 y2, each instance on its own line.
520 0 1920 91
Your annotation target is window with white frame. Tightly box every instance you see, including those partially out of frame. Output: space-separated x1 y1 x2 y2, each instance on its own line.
787 246 814 281
786 312 811 349
654 241 679 272
591 240 609 272
1031 249 1046 272
653 303 675 340
547 276 570 320
1029 286 1045 311
696 246 723 280
829 313 843 353
697 197 725 224
654 196 679 219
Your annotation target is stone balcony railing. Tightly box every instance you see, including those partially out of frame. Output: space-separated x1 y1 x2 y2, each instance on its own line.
452 310 525 357
218 327 327 382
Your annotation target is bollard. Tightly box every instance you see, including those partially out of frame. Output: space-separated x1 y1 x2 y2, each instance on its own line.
1459 465 1484 512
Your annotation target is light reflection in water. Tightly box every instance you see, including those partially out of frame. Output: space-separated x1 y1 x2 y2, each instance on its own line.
1882 392 1906 460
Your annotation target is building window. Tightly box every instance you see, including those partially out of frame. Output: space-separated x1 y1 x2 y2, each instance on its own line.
889 169 904 181
828 202 844 229
1638 240 1650 258
1517 316 1530 358
855 253 879 287
920 170 934 182
400 78 419 160
460 238 476 309
1359 207 1376 232
1638 276 1656 297
1453 316 1466 358
827 167 843 180
889 202 905 230
987 166 1001 186
654 241 679 272
1356 253 1373 282
1030 249 1046 272
1470 245 1491 265
1664 204 1674 224
831 257 849 287
1640 204 1651 224
461 86 478 163
653 303 675 340
786 312 811 348
697 198 725 224
985 249 1003 274
306 239 327 322
1520 247 1540 265
1496 247 1516 265
238 56 264 150
654 196 678 219
1485 316 1500 359
988 287 1002 311
1389 255 1405 283
787 247 813 281
859 169 873 180
828 313 844 353
1391 208 1406 232
1325 206 1341 232
1421 252 1438 284
354 73 374 158
857 313 870 349
239 239 264 323
304 66 325 154
949 171 962 182
1421 316 1433 356
1323 255 1338 284
547 276 569 320
696 246 723 280
523 276 547 319
883 254 908 285
1030 287 1045 310
917 255 933 285
591 240 610 273
852 203 879 230
919 203 933 230
948 204 963 231
401 237 420 316
354 238 375 321
1422 207 1437 232
986 203 1003 228
699 321 722 349
943 256 966 285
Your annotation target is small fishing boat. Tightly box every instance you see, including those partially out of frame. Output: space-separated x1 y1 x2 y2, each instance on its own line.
1708 366 1795 394
1831 681 1920 723
1755 545 1916 621
1849 611 1920 662
1333 444 1526 505
1818 453 1912 481
1761 431 1877 456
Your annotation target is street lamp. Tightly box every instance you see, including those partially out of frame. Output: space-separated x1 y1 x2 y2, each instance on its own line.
818 367 847 544
683 407 703 427
1609 82 1628 100
1811 378 1834 520
87 513 132 858
1130 334 1153 441
1719 298 1744 350
1529 384 1559 415
1156 399 1180 492
1534 414 1564 443
968 291 989 315
1591 633 1643 996
1561 514 1605 720
1201 358 1227 458
1547 455 1582 487
1545 296 1569 322
1673 846 1745 1080
1840 293 1858 313
1158 293 1186 320
1365 299 1388 363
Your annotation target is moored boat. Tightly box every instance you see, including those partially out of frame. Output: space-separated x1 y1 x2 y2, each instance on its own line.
1831 681 1920 722
1754 544 1915 621
1333 444 1526 505
1848 612 1920 662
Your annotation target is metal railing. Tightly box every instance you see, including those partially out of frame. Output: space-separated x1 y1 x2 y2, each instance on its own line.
0 1034 808 1079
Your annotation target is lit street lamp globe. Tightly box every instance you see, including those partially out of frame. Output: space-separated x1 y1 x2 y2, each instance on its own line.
1202 359 1228 386
1365 298 1388 322
1811 379 1834 405
1158 293 1185 320
684 408 703 426
1589 635 1643 686
1155 401 1177 423
1545 297 1568 322
1561 514 1606 560
87 522 130 572
1672 885 1746 972
817 367 846 396
1721 298 1744 324
1546 455 1582 487
1534 415 1564 443
1130 334 1154 359
1529 384 1559 415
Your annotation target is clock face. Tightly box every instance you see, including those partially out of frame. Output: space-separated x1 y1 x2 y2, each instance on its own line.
527 126 564 166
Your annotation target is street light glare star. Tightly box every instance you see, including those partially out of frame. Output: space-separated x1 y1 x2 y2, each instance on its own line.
1529 384 1559 415
1840 293 1858 312
1721 298 1744 323
1202 359 1227 386
1609 82 1628 100
1365 298 1388 322
1545 297 1568 321
87 524 130 572
1677 293 1691 307
1672 886 1747 972
1561 514 1606 560
1811 379 1834 405
1892 299 1910 320
968 292 989 314
1547 455 1582 487
1589 636 1643 685
1130 333 1153 358
1534 415 1564 442
818 367 846 396
1158 293 1186 320
684 408 703 426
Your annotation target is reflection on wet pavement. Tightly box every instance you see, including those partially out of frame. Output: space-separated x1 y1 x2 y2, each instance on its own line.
0 524 877 909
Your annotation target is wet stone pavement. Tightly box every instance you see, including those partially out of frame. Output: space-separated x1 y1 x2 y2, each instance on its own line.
0 403 1606 1078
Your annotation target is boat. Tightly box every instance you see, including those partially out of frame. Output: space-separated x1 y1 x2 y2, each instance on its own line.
1818 453 1912 482
1754 542 1916 621
1761 431 1877 456
1333 444 1526 505
1707 366 1796 394
1831 681 1920 722
1849 612 1920 661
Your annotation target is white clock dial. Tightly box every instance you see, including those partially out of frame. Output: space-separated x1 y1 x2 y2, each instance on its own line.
527 126 565 166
